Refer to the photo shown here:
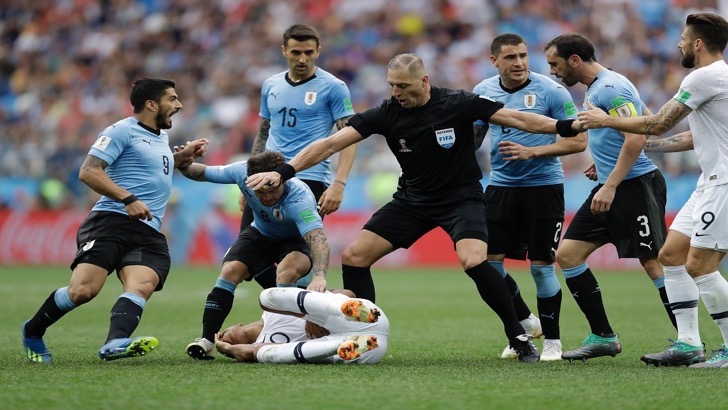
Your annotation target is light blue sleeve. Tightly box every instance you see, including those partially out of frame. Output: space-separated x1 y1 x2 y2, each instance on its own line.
328 80 354 121
260 80 271 120
285 189 324 236
203 161 248 185
546 83 578 120
88 124 129 165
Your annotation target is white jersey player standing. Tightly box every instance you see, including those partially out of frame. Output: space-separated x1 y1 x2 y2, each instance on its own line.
579 12 728 368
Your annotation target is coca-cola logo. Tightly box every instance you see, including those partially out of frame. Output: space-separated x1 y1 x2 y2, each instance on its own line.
0 210 86 264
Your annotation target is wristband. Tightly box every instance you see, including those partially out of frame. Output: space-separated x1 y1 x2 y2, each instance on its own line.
556 119 579 138
333 180 346 187
121 194 139 206
275 164 296 181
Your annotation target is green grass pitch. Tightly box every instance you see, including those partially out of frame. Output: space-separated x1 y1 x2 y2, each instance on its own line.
2 266 726 409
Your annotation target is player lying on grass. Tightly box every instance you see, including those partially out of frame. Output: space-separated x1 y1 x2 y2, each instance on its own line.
213 287 388 364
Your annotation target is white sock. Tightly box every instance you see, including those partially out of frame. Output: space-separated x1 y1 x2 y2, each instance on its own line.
259 288 342 317
694 271 728 346
664 265 701 346
256 340 340 363
520 313 539 333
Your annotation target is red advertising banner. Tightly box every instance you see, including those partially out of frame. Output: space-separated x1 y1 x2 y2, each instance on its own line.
0 210 674 270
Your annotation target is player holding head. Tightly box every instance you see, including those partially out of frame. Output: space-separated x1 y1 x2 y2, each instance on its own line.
179 150 331 360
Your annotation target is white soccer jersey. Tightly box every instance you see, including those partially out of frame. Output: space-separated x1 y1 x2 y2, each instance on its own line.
674 60 728 191
255 311 307 344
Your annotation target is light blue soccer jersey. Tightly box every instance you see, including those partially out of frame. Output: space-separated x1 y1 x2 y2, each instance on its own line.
584 69 657 184
203 162 323 238
89 117 173 232
260 67 354 185
473 72 578 186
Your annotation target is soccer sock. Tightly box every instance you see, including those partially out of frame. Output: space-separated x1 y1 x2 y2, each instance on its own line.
342 265 375 302
653 276 678 330
531 265 561 340
490 261 532 321
253 267 277 289
537 291 562 340
256 340 340 364
465 261 523 340
201 278 237 342
106 292 145 342
259 288 341 317
694 271 728 346
664 265 700 346
562 263 614 337
24 287 78 338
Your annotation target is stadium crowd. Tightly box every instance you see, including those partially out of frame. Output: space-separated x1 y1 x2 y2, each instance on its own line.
0 0 721 210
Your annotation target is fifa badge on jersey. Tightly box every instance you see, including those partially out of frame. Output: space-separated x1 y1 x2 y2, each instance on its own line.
304 92 317 105
272 208 283 220
524 94 537 108
93 135 112 151
435 128 456 149
676 88 692 104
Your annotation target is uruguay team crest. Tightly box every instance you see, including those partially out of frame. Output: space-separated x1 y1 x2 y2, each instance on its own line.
524 94 537 108
435 128 456 149
304 92 317 105
272 208 283 220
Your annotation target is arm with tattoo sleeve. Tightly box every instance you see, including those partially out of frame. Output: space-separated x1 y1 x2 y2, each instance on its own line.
303 227 330 292
78 155 153 220
251 119 271 155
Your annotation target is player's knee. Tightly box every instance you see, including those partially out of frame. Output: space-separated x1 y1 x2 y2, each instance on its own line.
275 268 302 284
67 283 100 304
220 262 248 284
555 249 578 269
658 247 685 267
342 246 371 267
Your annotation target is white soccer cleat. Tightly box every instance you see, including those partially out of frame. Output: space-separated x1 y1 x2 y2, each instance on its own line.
186 337 214 360
540 339 563 361
500 316 543 359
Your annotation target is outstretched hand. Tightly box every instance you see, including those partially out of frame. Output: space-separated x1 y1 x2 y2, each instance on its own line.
174 138 209 169
577 102 609 130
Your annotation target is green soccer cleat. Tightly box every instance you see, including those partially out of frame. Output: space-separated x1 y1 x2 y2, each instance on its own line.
688 345 728 369
641 339 705 367
98 336 158 361
562 333 622 362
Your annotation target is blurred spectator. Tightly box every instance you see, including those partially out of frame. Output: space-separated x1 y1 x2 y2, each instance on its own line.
0 0 721 208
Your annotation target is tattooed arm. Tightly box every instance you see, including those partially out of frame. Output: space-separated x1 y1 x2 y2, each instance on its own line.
303 227 330 292
78 155 153 220
578 99 692 135
251 118 271 155
177 162 208 181
644 131 693 152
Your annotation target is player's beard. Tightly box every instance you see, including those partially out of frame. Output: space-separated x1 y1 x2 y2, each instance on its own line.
680 50 695 69
156 110 173 129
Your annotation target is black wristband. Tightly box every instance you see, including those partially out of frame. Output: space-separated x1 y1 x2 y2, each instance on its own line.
274 164 296 181
121 194 139 206
556 119 579 138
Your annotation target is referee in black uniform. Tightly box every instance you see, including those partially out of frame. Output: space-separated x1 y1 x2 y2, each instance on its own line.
247 53 581 362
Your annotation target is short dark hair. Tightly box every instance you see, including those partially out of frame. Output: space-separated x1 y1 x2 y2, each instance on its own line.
686 12 728 53
247 150 285 176
491 33 526 56
544 33 597 63
283 24 320 48
130 78 176 113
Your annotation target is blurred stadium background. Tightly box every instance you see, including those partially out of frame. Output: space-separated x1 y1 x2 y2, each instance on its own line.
0 0 722 268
